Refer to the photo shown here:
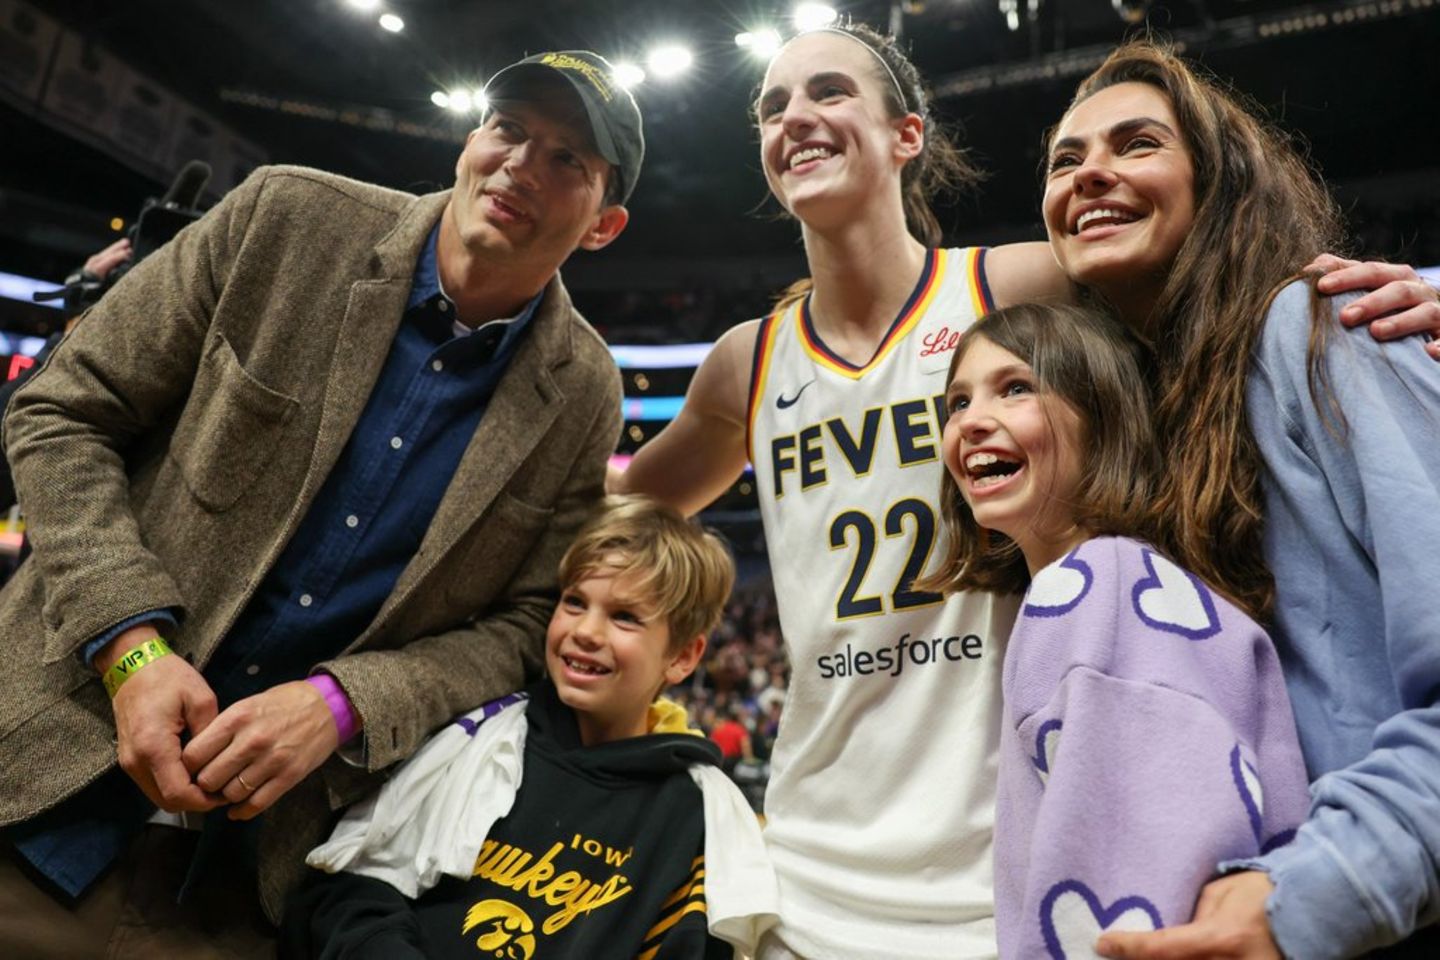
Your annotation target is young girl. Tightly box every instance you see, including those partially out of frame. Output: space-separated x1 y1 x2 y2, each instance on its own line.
925 302 1311 959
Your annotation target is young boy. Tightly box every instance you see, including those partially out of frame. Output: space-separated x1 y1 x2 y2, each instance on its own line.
283 497 776 959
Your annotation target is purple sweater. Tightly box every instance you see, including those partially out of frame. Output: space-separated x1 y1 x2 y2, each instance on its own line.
993 536 1310 958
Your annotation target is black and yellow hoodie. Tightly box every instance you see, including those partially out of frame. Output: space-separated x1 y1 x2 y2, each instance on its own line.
282 682 732 959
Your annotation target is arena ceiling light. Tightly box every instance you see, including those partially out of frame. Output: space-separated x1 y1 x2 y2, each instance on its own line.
735 28 784 58
645 44 694 80
445 89 474 112
998 0 1041 31
793 3 839 31
612 62 647 89
998 0 1020 31
378 12 404 33
344 0 381 11
1111 0 1151 24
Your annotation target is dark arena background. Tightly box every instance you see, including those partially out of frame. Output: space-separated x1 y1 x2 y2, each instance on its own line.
2 0 1437 804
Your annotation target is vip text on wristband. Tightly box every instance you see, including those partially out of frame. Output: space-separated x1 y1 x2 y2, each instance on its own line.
103 637 173 698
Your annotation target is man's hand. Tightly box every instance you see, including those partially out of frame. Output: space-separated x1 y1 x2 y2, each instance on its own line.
1308 254 1440 358
1096 871 1281 960
181 680 341 821
83 237 134 280
63 238 135 332
98 624 222 813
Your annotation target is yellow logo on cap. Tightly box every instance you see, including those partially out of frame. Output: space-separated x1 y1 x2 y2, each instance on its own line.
539 52 613 102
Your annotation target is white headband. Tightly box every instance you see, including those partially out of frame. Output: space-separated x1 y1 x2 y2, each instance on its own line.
797 27 918 116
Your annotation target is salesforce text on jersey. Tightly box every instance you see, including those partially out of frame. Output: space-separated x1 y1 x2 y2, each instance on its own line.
816 631 983 680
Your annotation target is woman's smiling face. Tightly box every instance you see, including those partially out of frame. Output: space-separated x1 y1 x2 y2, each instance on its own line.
756 32 917 224
1043 82 1197 323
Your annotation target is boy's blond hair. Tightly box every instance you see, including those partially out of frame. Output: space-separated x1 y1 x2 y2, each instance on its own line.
558 495 735 653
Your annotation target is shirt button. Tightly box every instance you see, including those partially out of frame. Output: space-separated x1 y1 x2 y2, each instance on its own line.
345 514 359 528
245 664 260 677
390 436 403 450
437 299 449 313
431 359 444 372
299 594 313 607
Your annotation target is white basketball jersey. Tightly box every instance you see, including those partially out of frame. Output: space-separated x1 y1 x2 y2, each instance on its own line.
748 248 1020 959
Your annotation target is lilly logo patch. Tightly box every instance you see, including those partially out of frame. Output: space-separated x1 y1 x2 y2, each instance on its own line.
1024 550 1094 619
1130 550 1221 640
1040 880 1163 959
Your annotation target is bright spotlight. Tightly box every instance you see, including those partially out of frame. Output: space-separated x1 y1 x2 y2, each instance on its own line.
646 44 694 79
378 13 404 32
736 28 784 57
1111 0 1152 23
447 89 473 113
793 3 838 31
344 0 381 11
430 90 450 108
998 0 1022 31
613 62 647 89
473 89 488 112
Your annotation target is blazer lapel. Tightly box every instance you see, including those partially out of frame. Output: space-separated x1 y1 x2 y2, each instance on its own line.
295 191 450 509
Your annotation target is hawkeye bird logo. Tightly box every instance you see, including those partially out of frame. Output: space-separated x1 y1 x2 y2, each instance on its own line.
462 899 538 959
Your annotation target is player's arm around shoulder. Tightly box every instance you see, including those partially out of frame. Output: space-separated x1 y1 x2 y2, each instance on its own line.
985 241 1077 309
610 319 759 517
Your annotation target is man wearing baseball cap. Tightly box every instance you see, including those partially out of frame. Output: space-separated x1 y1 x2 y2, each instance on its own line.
484 50 644 204
0 51 639 956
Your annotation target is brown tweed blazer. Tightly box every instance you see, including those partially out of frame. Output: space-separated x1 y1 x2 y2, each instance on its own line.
0 165 622 919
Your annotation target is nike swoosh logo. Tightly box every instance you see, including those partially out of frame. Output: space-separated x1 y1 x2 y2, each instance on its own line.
776 380 816 410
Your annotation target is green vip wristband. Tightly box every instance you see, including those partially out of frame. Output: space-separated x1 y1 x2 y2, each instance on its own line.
103 636 173 698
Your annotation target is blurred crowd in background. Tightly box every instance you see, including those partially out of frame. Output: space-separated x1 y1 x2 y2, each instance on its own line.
665 583 788 811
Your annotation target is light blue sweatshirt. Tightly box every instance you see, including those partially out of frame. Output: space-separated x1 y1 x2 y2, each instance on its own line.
1236 280 1440 957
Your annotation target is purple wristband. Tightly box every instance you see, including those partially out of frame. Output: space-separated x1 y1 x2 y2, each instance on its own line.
306 673 361 744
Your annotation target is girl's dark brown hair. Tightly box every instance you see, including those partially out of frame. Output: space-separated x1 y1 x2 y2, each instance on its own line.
920 302 1159 596
1051 40 1345 620
768 22 984 310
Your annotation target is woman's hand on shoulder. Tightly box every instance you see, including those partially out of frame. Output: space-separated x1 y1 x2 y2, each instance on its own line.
1095 871 1281 960
1308 254 1440 359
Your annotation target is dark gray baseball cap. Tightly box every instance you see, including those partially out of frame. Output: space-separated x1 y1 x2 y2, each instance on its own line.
484 51 644 204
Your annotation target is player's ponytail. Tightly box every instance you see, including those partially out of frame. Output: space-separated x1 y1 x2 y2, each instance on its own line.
837 22 984 247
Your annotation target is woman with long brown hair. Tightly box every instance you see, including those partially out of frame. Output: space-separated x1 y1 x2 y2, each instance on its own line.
1037 40 1440 959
